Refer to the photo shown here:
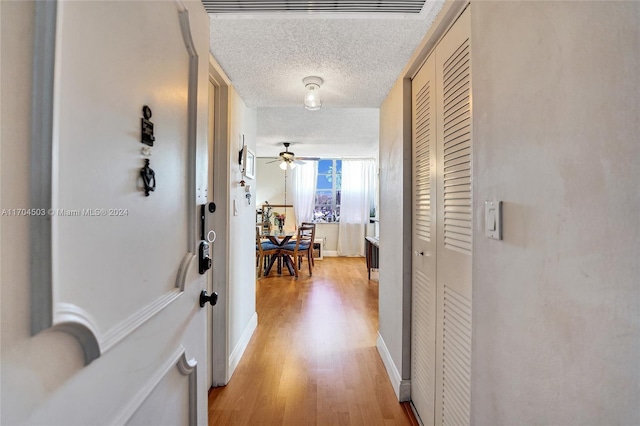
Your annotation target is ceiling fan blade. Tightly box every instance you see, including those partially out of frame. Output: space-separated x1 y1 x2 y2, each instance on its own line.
293 159 306 165
297 157 321 161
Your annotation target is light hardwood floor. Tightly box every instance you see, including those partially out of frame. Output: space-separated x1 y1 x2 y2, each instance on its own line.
208 257 412 425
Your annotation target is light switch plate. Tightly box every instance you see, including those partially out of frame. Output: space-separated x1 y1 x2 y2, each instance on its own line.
485 201 502 240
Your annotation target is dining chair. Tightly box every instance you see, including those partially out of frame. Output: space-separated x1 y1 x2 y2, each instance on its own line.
256 226 279 278
300 222 317 267
280 224 315 278
256 221 274 270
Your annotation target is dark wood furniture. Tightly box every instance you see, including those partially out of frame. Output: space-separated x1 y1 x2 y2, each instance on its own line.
280 225 315 278
300 222 317 268
365 236 379 280
262 231 296 276
256 226 280 278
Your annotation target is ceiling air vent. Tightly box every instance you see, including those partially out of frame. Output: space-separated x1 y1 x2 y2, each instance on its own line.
203 1 428 15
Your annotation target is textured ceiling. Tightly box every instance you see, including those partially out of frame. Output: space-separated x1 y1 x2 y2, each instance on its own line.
207 1 444 158
257 108 380 158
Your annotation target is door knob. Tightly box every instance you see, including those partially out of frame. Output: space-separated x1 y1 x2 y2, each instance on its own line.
414 251 424 256
199 290 218 307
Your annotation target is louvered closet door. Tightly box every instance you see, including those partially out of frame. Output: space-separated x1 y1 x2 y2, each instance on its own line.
434 7 472 426
411 52 437 426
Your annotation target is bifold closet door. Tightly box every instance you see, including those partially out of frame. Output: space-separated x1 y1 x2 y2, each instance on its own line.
411 6 472 425
411 52 438 426
434 7 473 426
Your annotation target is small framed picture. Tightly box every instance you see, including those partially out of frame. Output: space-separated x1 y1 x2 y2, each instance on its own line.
243 147 255 179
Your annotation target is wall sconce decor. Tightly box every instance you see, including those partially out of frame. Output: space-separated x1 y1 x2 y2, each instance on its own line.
303 76 323 111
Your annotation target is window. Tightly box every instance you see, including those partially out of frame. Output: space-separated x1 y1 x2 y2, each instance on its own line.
314 159 341 222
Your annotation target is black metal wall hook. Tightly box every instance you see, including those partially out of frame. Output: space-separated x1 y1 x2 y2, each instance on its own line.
140 158 156 196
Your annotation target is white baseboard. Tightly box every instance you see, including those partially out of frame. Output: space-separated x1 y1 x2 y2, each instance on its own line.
376 333 411 402
228 312 257 381
323 252 367 258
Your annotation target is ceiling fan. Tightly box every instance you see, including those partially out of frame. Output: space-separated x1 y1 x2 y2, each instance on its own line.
269 142 318 170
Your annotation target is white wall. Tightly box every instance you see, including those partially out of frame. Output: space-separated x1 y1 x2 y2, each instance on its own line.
377 77 412 399
470 1 640 424
255 157 296 232
208 58 260 385
225 87 258 376
256 157 290 207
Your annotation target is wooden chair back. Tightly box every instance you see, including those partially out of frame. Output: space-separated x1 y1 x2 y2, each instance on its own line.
300 222 317 264
256 225 279 278
298 224 315 248
281 224 315 278
257 221 271 235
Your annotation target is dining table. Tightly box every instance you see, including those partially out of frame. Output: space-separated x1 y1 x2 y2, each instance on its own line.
260 230 296 276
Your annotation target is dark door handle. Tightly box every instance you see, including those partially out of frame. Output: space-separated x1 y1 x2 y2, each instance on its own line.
199 290 218 308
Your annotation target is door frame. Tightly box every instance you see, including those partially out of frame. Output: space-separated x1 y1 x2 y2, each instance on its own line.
208 56 231 387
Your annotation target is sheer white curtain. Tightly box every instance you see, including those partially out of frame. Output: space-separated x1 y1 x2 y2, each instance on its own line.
337 159 375 256
292 160 318 226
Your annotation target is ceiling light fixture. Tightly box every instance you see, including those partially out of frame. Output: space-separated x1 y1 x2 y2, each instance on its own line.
303 76 323 111
279 160 296 170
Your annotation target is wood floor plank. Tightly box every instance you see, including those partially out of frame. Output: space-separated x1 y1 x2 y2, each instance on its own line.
208 257 410 425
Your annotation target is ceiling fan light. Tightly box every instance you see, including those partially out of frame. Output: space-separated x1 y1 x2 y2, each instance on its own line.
279 161 288 170
303 76 323 111
289 162 297 170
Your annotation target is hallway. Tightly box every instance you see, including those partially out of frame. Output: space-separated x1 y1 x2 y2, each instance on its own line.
208 257 413 425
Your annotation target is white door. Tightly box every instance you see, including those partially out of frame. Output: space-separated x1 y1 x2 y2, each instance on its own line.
1 1 212 424
411 53 438 426
411 6 472 425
